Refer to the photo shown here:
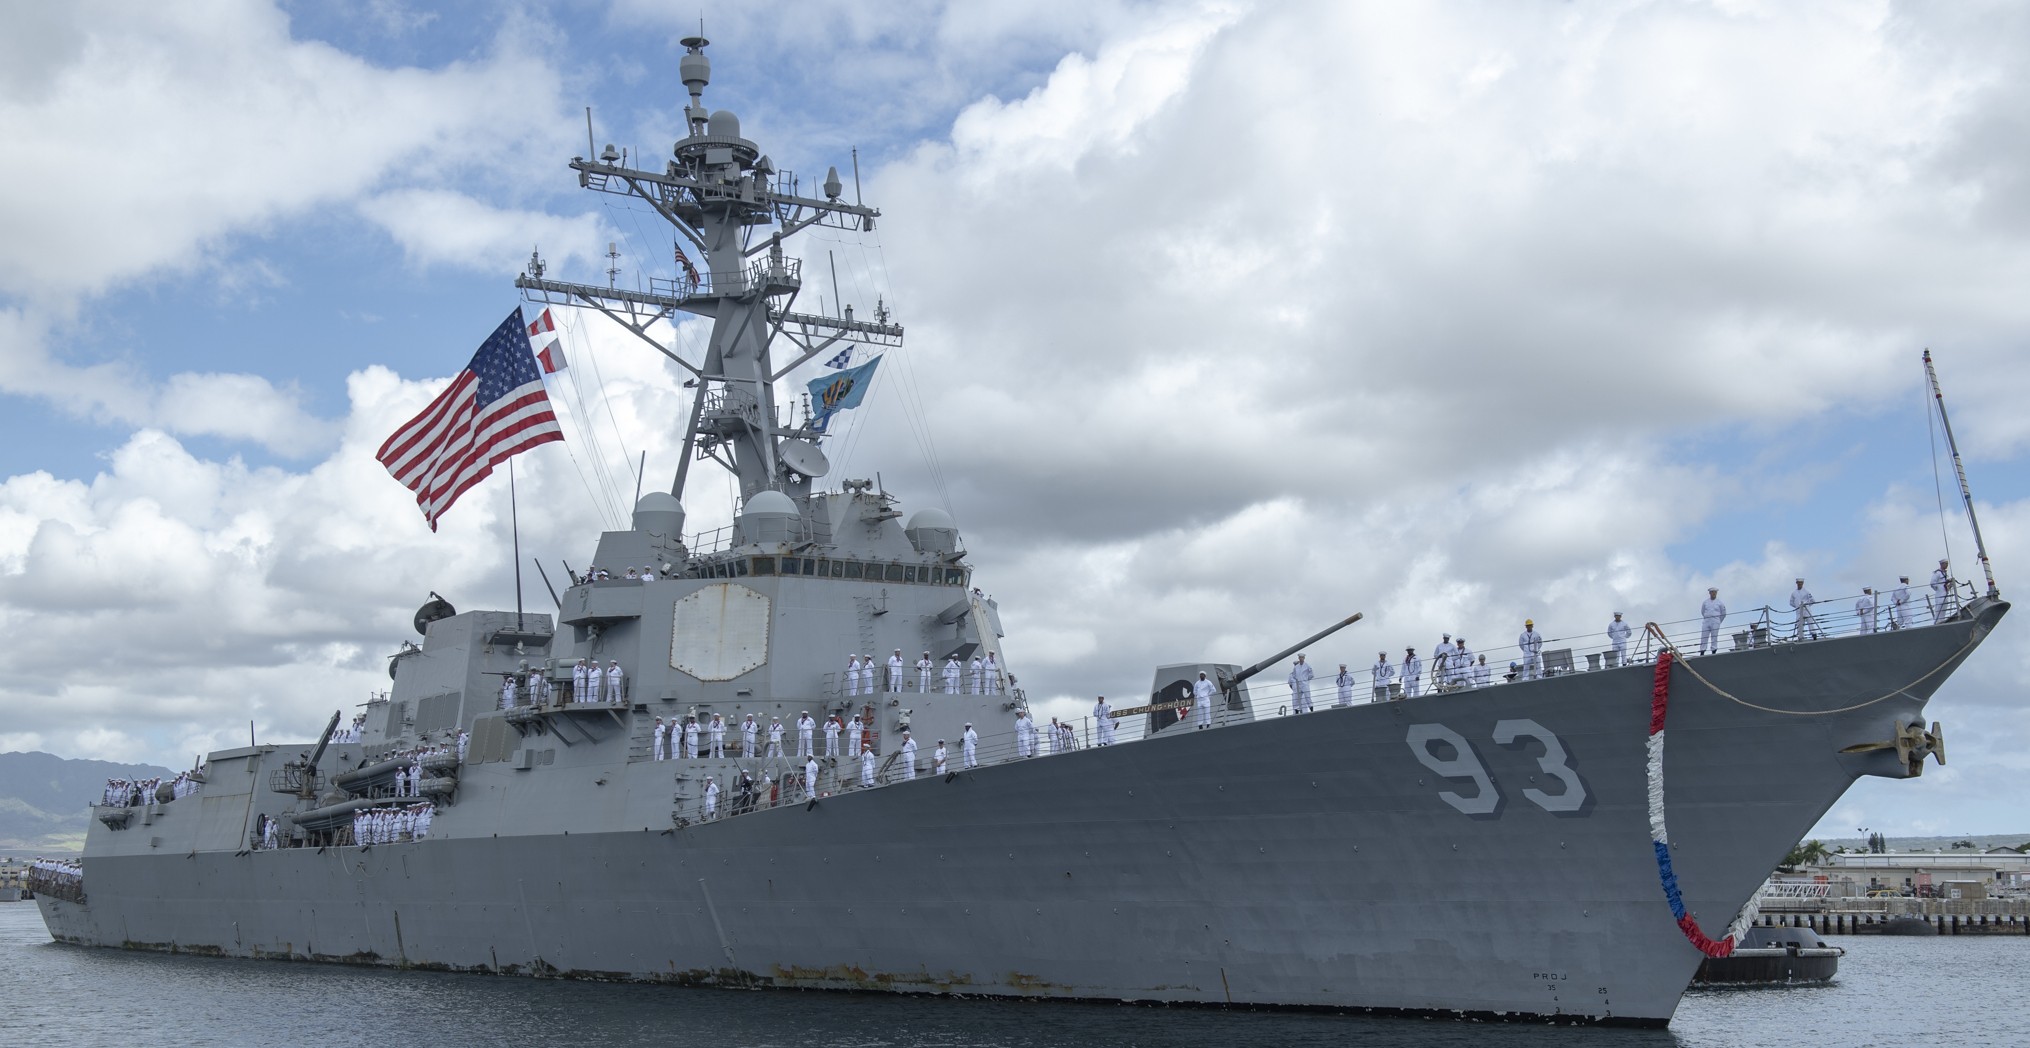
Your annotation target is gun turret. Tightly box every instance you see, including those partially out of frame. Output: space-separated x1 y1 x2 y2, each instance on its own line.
1229 612 1363 689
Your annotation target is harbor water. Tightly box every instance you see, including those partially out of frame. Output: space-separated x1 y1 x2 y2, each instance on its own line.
1 903 2023 1047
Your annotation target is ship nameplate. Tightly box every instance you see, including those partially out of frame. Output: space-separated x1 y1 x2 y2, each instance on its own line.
670 582 771 680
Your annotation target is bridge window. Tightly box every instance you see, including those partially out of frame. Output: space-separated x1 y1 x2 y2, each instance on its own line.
803 558 818 576
844 561 864 579
904 565 919 583
885 564 905 582
753 557 776 575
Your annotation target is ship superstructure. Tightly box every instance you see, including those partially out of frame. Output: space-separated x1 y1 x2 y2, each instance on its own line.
36 40 2008 1027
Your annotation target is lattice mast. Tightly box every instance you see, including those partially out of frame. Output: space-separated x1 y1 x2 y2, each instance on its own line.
516 35 903 504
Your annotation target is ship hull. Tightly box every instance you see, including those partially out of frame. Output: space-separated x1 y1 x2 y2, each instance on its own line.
37 601 2005 1025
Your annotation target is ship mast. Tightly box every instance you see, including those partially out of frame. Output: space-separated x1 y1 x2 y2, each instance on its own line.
515 36 903 505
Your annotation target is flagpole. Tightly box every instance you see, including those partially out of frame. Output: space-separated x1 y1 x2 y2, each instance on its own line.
510 459 525 632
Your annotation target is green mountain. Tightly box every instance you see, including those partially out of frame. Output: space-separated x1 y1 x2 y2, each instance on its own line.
0 751 175 856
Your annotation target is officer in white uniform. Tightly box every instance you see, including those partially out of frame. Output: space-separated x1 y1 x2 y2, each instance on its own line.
888 650 906 692
1370 652 1394 702
604 660 625 703
1930 559 1954 622
933 741 948 775
1700 588 1726 655
917 652 934 691
797 712 816 757
1193 672 1217 728
1856 587 1878 633
942 657 963 694
1289 655 1314 712
1094 696 1115 745
1401 648 1423 698
1891 576 1912 629
823 715 842 757
962 723 979 768
1517 621 1544 680
1790 579 1818 639
1608 612 1632 662
859 745 876 787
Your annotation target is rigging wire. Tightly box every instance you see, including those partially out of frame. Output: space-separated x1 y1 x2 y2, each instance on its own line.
556 312 628 527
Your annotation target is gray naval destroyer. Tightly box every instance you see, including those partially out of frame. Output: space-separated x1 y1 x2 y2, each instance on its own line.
37 39 2010 1026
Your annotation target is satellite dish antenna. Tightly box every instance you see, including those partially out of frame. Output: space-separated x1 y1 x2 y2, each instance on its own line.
413 593 456 635
778 438 830 479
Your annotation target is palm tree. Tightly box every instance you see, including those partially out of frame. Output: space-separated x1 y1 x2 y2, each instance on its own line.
1781 839 1833 870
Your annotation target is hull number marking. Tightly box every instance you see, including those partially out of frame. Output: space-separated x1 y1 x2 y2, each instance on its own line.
1407 720 1590 816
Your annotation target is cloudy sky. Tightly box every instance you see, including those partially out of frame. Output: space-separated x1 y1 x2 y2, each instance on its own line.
2 0 2027 840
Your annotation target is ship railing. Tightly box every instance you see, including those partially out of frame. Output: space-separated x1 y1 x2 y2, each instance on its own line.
825 670 1009 699
1217 577 1982 712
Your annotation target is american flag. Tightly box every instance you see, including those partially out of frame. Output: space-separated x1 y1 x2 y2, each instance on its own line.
377 307 564 531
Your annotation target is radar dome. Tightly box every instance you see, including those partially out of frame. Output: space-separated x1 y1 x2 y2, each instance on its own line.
737 489 799 545
905 506 960 556
632 491 686 537
709 109 741 139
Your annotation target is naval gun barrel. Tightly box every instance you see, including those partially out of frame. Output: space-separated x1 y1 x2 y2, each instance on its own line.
1231 613 1364 686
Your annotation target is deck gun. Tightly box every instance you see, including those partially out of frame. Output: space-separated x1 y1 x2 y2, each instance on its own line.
1221 612 1364 705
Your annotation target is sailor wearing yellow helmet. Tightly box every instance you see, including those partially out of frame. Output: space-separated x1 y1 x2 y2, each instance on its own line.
1518 618 1545 680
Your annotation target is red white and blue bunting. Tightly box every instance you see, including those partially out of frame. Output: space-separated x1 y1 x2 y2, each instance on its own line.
1647 649 1757 957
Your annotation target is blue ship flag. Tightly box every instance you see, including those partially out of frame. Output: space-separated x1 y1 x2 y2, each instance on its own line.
807 356 880 433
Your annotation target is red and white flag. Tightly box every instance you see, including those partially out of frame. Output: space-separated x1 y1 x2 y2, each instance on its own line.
527 308 556 338
377 308 564 531
536 339 567 374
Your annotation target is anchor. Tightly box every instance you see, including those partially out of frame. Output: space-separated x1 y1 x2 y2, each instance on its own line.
1840 720 1947 777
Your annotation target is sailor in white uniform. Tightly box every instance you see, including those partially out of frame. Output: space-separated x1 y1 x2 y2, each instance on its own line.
917 652 934 691
652 718 668 761
942 657 963 694
844 655 862 696
1450 639 1472 687
1608 612 1632 662
797 711 816 757
741 714 758 756
1094 696 1115 745
983 652 1001 693
933 741 948 775
962 723 979 768
1334 665 1354 707
1790 579 1818 639
1474 654 1492 687
1401 648 1422 698
603 660 625 702
888 650 906 692
767 717 785 757
1288 655 1314 712
805 756 821 800
1517 621 1544 680
709 714 726 758
703 777 718 820
1930 559 1954 622
499 676 516 710
1193 672 1217 728
968 655 985 694
572 658 590 703
846 714 863 757
1371 653 1394 702
823 715 842 757
858 655 876 695
1430 634 1453 691
1700 588 1726 655
1856 587 1878 633
860 745 876 787
1016 710 1035 756
684 717 700 759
